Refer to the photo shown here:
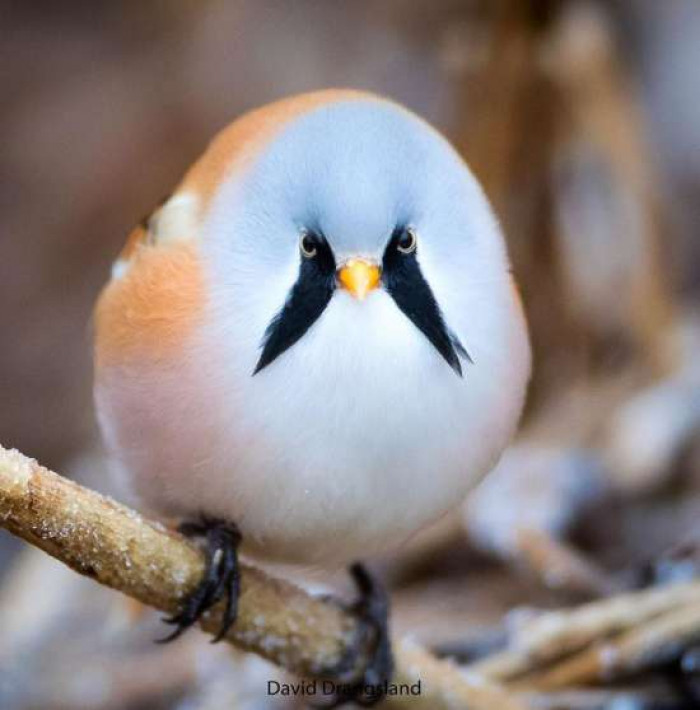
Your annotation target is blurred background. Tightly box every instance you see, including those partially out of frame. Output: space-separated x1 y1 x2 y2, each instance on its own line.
2 1 700 708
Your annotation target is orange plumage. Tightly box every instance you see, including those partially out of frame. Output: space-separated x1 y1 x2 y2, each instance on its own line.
95 89 373 369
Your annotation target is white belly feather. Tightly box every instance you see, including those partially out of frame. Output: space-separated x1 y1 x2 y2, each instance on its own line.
96 284 528 568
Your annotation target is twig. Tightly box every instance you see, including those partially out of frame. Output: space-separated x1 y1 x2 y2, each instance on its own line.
0 445 524 709
393 639 527 710
471 579 700 681
514 527 618 599
513 598 700 691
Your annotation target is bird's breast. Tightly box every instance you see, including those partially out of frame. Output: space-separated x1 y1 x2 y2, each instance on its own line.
96 271 527 567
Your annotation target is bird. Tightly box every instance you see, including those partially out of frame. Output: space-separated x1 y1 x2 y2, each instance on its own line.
93 89 531 706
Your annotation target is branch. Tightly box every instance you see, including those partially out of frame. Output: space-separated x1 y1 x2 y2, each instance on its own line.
0 445 526 710
470 577 700 689
512 598 700 691
513 527 619 599
0 446 359 678
469 580 700 683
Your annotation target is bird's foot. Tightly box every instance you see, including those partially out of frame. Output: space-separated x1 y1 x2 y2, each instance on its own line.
158 516 242 643
317 563 394 708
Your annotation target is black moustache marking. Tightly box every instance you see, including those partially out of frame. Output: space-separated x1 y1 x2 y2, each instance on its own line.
382 227 471 377
254 226 469 376
253 233 336 374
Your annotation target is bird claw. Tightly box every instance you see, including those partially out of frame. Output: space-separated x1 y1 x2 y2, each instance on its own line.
315 563 394 708
157 517 241 644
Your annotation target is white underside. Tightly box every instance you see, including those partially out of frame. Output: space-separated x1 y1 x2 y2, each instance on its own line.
96 276 529 569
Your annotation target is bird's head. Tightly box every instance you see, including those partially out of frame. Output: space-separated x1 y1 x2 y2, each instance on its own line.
184 91 519 384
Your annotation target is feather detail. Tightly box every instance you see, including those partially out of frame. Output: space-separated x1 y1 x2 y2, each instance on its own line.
95 242 205 368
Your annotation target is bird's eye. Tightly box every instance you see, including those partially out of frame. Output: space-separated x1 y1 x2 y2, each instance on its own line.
299 232 318 258
396 227 417 254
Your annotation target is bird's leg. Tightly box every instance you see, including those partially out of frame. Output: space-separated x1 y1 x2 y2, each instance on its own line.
158 516 242 644
319 563 394 708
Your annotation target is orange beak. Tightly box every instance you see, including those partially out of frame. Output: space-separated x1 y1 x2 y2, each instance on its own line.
337 259 381 300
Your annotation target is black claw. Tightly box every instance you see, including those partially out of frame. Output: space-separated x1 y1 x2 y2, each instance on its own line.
211 542 241 643
158 517 241 644
318 562 394 708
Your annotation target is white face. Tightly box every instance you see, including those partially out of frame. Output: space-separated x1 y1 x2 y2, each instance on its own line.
184 99 529 561
201 99 512 380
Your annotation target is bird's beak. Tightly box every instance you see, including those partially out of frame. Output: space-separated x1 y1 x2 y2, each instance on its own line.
337 259 381 300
